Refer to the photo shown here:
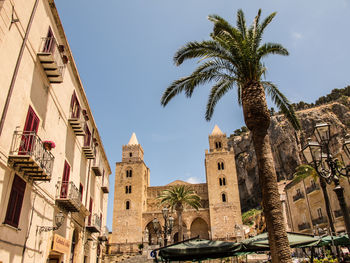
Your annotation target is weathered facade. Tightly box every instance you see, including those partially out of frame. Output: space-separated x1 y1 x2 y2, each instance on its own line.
110 125 242 255
284 176 350 235
0 1 111 262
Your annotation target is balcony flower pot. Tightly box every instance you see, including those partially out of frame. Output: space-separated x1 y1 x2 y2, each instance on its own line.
43 140 56 151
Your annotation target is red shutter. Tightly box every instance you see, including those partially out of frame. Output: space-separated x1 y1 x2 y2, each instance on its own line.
60 161 70 198
5 175 26 227
88 198 93 225
79 184 83 201
84 125 91 147
20 107 39 155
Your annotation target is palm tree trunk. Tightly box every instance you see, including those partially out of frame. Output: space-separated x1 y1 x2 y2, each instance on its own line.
242 82 292 263
177 206 184 242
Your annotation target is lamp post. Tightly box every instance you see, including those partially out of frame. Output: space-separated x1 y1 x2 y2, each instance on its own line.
302 123 350 236
152 207 174 247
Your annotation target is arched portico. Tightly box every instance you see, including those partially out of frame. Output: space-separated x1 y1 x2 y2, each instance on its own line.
190 217 209 239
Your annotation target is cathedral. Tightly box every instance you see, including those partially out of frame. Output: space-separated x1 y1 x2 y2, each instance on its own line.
110 125 242 254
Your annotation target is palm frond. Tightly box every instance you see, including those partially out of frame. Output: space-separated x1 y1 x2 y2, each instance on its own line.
258 43 289 59
262 81 301 130
157 185 201 211
206 79 234 121
236 9 247 39
174 41 233 66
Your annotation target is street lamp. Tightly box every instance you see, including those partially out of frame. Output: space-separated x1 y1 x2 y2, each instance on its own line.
37 211 65 233
302 123 350 236
152 207 174 247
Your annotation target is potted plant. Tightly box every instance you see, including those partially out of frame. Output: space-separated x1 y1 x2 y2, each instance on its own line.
137 243 144 254
43 140 56 151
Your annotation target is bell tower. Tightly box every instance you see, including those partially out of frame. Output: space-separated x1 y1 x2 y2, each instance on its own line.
111 133 150 247
205 125 242 240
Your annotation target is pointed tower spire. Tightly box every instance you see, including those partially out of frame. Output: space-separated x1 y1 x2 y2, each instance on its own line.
211 125 223 136
128 133 139 145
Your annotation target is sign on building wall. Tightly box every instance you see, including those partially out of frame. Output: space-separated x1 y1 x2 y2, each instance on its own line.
52 234 70 254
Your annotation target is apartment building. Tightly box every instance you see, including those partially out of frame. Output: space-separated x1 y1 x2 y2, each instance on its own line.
284 176 350 235
0 0 111 262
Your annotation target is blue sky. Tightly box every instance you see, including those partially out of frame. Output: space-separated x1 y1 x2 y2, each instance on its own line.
55 0 350 229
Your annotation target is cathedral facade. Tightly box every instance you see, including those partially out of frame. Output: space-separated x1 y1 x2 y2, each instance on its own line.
110 125 242 254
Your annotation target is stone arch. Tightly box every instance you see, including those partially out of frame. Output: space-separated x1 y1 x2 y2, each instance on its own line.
144 221 158 245
171 221 187 243
190 217 209 239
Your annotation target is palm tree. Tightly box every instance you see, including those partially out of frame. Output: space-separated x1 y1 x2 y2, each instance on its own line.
161 9 300 262
158 185 201 242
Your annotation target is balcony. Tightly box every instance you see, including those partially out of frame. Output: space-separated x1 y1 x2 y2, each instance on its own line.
82 139 95 159
56 181 82 212
334 209 343 218
98 226 109 242
86 213 101 233
68 108 85 136
306 184 320 194
37 37 66 83
312 216 327 225
293 192 305 202
101 182 109 194
8 131 54 181
298 222 311 231
92 158 102 177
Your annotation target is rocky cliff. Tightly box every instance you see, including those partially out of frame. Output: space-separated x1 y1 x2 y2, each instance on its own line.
228 101 350 212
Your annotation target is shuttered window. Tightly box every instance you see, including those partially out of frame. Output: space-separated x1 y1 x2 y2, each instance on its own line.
5 175 26 227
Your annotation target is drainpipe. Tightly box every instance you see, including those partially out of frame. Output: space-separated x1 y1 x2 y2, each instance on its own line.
0 0 39 136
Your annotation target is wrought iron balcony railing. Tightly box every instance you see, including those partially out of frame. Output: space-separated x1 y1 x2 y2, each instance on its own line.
56 181 82 212
37 37 66 83
8 131 54 181
298 222 311 231
293 192 305 202
306 183 320 194
86 213 101 233
312 216 327 225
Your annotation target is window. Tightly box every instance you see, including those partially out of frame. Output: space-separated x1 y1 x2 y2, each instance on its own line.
218 162 224 170
70 91 81 119
126 169 132 178
296 189 301 195
311 179 316 188
126 201 130 210
222 193 227 202
79 184 83 201
215 142 222 149
219 178 223 186
129 152 132 157
84 124 91 147
20 106 40 155
125 185 132 194
5 175 26 228
223 177 226 186
42 27 56 53
317 208 323 218
88 198 93 225
60 161 71 198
